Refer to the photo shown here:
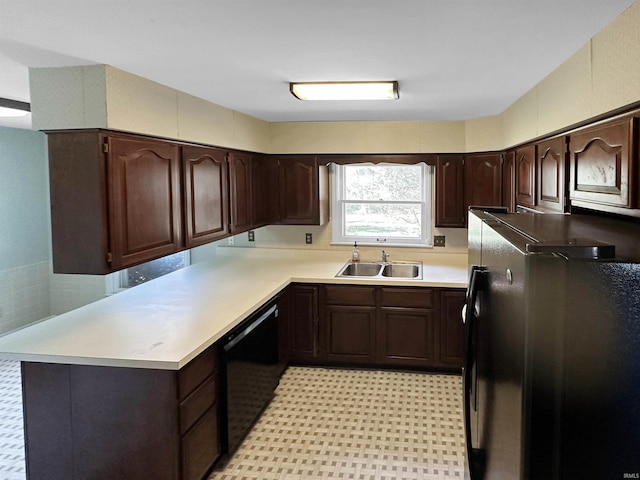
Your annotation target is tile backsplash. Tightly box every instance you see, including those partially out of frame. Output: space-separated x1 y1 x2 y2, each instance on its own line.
0 262 109 335
49 271 108 316
0 262 50 335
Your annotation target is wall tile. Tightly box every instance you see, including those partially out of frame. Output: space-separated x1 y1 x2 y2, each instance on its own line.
0 262 50 335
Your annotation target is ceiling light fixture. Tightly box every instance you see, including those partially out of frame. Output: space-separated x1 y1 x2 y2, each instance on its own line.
290 81 399 101
0 98 31 117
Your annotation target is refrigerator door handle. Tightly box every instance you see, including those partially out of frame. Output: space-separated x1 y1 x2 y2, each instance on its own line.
463 265 486 480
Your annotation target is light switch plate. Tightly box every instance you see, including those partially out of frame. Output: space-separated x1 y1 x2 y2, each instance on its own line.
434 235 446 247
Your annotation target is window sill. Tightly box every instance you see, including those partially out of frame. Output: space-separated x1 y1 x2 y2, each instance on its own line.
330 242 434 248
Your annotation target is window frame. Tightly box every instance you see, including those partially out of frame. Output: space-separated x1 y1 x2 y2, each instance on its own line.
330 162 433 247
106 250 191 294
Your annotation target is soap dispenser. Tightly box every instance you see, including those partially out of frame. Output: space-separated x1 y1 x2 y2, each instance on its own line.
352 242 360 262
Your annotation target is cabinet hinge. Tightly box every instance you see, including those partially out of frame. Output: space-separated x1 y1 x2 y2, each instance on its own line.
106 252 113 263
103 142 109 153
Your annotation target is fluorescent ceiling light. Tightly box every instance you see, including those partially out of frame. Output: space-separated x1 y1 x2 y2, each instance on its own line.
290 81 399 101
0 98 31 117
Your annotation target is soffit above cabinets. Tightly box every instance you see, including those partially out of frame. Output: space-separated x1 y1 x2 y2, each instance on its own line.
0 0 635 129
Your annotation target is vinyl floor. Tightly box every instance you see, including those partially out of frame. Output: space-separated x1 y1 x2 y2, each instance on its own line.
209 367 464 480
0 361 464 480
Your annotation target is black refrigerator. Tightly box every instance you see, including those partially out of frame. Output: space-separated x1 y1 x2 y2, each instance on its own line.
464 207 640 480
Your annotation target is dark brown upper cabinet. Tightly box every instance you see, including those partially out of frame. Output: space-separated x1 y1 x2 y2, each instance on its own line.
435 155 466 227
252 155 281 228
277 155 329 225
228 151 253 234
535 136 568 213
47 130 182 274
107 135 183 270
515 144 536 208
502 151 516 212
569 115 637 210
465 153 503 209
182 145 229 248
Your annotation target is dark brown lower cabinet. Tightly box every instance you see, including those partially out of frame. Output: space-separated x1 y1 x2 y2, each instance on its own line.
378 307 436 366
288 284 320 363
438 290 466 367
22 346 219 480
303 284 466 371
325 305 377 363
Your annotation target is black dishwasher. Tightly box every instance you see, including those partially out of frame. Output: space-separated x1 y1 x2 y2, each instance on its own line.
220 302 281 454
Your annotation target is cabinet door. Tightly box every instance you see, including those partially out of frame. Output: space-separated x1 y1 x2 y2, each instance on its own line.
435 154 465 227
536 136 568 212
279 156 329 225
439 290 465 368
107 135 182 269
181 406 219 480
277 289 292 371
378 307 436 367
228 152 253 234
465 153 502 208
289 285 319 362
183 146 229 247
502 151 516 212
569 116 636 209
324 305 377 364
516 144 536 208
252 155 281 228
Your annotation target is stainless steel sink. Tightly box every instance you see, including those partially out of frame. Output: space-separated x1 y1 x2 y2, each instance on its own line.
382 263 421 278
336 262 383 277
336 261 422 279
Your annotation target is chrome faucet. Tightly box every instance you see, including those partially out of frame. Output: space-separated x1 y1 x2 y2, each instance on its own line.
382 250 390 262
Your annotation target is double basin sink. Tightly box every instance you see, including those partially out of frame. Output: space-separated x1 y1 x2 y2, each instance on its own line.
336 261 423 279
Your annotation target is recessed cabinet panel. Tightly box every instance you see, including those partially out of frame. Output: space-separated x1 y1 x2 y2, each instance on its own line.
252 155 281 227
228 152 253 234
183 146 229 247
502 151 516 212
536 137 567 212
108 135 182 269
378 308 435 367
324 285 376 306
435 155 465 227
569 116 636 208
439 290 465 367
278 156 329 225
516 144 536 208
325 306 377 363
465 153 502 208
289 285 319 361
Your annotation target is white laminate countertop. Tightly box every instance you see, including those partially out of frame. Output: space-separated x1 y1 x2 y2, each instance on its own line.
0 248 468 370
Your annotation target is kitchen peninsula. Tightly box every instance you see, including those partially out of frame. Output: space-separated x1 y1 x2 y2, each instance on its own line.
0 247 467 480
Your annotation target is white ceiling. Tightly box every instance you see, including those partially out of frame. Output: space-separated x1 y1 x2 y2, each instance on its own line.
0 0 635 130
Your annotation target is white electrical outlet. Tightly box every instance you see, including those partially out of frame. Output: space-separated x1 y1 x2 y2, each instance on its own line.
228 236 235 246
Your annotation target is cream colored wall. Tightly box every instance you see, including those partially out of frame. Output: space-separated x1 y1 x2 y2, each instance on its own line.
30 65 108 131
269 120 467 154
30 65 271 152
27 0 640 257
473 0 640 150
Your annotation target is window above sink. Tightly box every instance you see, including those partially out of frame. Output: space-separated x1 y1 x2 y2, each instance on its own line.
331 163 433 247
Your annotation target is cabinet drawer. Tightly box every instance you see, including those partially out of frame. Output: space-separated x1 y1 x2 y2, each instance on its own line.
181 406 219 480
180 376 216 435
380 287 434 308
179 347 217 400
324 285 376 305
